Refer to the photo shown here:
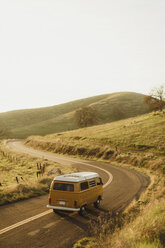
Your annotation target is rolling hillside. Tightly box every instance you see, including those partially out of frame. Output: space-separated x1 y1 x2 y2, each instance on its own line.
25 111 165 156
24 109 165 248
0 92 149 138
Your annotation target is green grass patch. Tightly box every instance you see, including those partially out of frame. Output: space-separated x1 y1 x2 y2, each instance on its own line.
73 237 95 248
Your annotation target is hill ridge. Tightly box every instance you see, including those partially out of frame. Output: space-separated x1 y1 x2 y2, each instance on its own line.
0 92 149 138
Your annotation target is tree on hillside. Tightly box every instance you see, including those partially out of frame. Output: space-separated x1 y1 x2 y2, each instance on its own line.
74 106 98 128
143 85 165 111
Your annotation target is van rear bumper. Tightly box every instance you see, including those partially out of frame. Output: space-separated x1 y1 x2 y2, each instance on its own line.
47 205 80 212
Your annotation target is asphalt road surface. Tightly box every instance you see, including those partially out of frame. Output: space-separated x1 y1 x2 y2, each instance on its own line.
0 141 149 248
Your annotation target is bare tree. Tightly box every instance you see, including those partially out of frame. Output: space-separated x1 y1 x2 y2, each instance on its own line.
144 85 165 111
74 106 98 128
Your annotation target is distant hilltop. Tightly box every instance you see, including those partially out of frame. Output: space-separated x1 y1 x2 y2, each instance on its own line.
0 92 149 139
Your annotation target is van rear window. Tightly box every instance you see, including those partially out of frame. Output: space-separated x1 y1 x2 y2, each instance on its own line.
53 183 74 192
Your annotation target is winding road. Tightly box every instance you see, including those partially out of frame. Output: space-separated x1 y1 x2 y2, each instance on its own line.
0 141 149 248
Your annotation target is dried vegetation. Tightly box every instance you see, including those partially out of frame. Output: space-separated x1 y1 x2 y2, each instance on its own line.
0 140 75 205
23 111 165 248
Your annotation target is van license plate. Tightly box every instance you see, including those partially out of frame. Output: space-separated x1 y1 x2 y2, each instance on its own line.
59 201 66 206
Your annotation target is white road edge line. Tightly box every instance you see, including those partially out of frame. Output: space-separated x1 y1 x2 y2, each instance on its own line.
0 146 113 235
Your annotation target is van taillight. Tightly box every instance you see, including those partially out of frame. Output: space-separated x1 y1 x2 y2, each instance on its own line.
74 201 77 207
49 197 51 205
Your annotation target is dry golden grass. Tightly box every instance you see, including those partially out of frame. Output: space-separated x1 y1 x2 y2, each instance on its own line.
1 110 164 247
0 140 76 205
24 112 165 175
22 111 163 248
73 171 165 248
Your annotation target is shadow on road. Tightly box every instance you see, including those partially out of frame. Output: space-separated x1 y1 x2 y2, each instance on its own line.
55 211 89 233
53 206 110 236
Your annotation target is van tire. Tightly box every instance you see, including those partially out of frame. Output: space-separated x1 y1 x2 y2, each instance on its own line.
94 198 101 208
79 205 86 216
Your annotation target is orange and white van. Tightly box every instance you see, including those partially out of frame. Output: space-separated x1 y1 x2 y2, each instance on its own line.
47 172 103 215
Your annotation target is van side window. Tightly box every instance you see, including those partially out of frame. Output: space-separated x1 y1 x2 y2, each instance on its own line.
96 177 103 185
89 180 96 187
80 181 89 191
53 183 74 192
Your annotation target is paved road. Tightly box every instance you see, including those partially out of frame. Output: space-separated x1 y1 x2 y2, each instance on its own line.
0 141 149 248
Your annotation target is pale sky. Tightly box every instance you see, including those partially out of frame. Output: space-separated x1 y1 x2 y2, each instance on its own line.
0 0 165 113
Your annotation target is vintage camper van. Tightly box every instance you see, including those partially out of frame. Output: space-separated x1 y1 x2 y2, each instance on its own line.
47 172 103 215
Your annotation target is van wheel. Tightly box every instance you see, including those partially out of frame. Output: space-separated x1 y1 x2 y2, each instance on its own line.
94 198 100 209
79 205 86 216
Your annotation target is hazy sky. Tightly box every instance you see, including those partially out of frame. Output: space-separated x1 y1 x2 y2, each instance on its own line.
0 0 165 112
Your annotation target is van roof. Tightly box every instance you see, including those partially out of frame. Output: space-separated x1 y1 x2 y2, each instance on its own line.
54 172 99 182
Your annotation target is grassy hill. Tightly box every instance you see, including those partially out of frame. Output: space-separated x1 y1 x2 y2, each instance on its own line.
25 111 165 156
1 101 164 247
24 110 165 248
24 111 165 248
0 92 149 139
